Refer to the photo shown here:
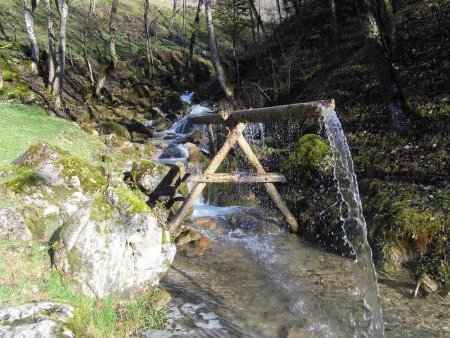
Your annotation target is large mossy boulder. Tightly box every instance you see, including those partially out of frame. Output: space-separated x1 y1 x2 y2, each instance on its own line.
0 143 175 299
283 134 332 174
98 121 131 139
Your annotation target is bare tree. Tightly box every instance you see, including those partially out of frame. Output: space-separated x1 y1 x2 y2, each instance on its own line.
205 0 234 98
83 0 96 86
95 0 119 97
169 0 178 33
329 0 337 43
52 0 68 107
43 0 56 89
248 0 266 38
275 0 283 23
378 0 396 54
187 0 204 71
355 0 413 128
143 0 155 77
23 0 39 72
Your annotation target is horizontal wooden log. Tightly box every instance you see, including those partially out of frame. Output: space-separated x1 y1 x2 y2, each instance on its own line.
189 173 286 183
187 100 335 125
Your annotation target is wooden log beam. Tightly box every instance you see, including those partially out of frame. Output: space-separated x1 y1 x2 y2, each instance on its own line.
236 133 299 233
187 100 335 125
168 123 246 235
189 173 286 183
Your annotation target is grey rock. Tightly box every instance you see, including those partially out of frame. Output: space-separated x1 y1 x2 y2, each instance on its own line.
131 160 172 195
53 188 176 299
0 302 74 338
0 207 31 241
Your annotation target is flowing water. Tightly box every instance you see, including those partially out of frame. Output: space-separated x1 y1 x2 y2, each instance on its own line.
145 96 449 338
322 107 384 337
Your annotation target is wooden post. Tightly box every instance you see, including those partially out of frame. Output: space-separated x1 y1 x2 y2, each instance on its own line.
207 124 216 158
236 133 299 233
168 123 246 234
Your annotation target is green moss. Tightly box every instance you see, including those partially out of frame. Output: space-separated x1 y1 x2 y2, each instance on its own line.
99 121 131 139
90 194 114 222
283 134 332 173
2 70 19 82
113 187 154 215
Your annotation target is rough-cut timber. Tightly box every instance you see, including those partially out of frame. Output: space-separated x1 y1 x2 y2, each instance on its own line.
189 173 286 183
168 124 246 234
187 100 335 125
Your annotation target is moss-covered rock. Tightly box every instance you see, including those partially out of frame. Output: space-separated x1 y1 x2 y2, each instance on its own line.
283 134 332 174
98 121 131 139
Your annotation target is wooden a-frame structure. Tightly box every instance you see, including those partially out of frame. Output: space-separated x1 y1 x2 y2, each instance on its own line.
168 100 335 235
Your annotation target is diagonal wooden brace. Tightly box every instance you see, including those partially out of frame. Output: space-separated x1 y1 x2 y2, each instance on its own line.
236 132 299 233
168 123 246 234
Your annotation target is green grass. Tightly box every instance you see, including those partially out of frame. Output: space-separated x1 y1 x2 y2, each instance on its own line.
0 103 103 168
0 239 168 337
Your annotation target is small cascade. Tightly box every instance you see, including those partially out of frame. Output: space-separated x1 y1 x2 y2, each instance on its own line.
322 107 385 337
180 91 195 104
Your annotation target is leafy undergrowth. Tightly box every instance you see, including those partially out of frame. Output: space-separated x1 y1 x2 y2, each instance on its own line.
0 240 167 337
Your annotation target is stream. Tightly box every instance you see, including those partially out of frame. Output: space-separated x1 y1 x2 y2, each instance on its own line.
143 93 449 338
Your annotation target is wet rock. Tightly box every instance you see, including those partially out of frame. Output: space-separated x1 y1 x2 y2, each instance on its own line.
161 92 184 118
153 117 172 131
230 211 282 234
131 160 172 195
180 130 206 144
192 217 217 230
185 143 209 165
0 302 74 338
160 146 187 159
0 207 31 241
186 236 212 257
175 229 201 246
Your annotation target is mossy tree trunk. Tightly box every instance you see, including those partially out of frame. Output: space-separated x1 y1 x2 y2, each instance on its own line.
23 0 39 73
82 0 96 86
43 0 56 90
355 0 414 129
205 0 234 99
143 0 155 77
52 0 68 108
95 0 119 97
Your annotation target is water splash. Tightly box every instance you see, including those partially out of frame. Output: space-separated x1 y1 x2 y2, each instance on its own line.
321 107 385 337
180 91 195 104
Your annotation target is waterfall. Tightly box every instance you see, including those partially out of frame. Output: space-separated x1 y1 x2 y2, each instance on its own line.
322 107 385 337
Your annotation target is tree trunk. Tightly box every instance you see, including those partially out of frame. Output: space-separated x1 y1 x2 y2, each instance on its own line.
378 0 396 54
248 0 267 38
169 0 177 32
0 65 3 90
43 0 56 89
83 0 96 86
143 0 155 77
95 0 119 97
0 21 9 41
186 0 203 72
275 0 283 23
205 0 234 98
248 3 257 47
23 0 39 73
355 0 413 129
329 0 337 43
52 0 68 108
